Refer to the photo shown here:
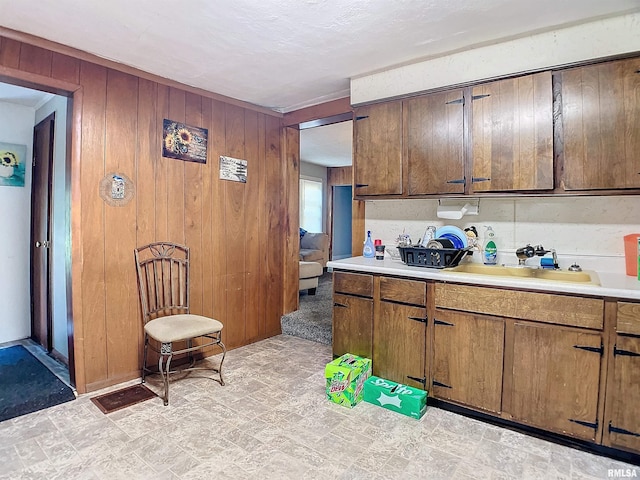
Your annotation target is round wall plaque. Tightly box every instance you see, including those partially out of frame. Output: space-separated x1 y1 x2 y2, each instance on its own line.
99 172 134 207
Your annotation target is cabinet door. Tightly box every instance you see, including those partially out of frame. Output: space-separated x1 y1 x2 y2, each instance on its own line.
507 321 602 441
605 336 640 454
431 309 504 413
471 71 553 192
332 293 373 359
353 101 403 196
405 90 465 195
560 57 640 190
374 301 426 389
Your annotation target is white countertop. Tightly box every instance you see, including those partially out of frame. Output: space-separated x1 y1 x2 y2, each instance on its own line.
327 256 640 301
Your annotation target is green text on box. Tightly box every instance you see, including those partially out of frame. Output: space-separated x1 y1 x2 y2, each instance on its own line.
325 353 372 408
364 375 427 419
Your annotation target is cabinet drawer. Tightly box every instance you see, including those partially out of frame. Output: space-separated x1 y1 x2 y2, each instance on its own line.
435 283 603 330
380 277 426 306
617 302 640 336
333 272 373 297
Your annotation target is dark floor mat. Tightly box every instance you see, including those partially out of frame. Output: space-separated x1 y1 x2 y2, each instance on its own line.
90 384 157 414
0 345 75 422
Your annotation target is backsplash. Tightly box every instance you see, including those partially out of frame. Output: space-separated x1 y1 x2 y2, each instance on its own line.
365 196 640 274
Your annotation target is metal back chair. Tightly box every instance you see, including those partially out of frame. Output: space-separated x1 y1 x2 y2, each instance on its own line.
134 242 225 405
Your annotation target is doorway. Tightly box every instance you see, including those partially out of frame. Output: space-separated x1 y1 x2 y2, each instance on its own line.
0 82 73 385
332 185 352 260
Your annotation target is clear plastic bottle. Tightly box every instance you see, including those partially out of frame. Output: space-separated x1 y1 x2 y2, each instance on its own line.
483 226 498 265
363 230 375 258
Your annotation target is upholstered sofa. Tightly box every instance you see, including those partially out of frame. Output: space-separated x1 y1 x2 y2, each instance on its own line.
299 232 329 268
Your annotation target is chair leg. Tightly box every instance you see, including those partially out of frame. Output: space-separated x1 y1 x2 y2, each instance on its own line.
141 335 149 384
158 353 172 406
217 340 227 386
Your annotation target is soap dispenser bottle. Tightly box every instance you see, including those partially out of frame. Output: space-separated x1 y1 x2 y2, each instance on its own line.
363 230 375 258
483 226 498 265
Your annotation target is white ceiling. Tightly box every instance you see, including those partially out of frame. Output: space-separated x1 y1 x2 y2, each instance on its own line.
300 121 352 168
0 83 52 108
1 0 638 166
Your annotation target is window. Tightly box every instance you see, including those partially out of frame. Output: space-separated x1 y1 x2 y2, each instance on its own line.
300 177 323 232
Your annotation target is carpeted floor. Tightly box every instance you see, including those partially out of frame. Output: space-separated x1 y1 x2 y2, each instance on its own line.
281 271 332 345
0 345 76 422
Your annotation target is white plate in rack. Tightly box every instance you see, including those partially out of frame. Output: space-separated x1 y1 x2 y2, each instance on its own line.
435 225 468 249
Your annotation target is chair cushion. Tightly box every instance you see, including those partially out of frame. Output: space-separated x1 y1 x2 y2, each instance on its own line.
145 314 223 343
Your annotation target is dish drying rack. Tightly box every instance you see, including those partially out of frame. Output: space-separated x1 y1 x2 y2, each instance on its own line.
398 245 470 269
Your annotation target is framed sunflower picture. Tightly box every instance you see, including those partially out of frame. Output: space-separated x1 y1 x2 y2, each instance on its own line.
0 142 27 187
162 119 208 163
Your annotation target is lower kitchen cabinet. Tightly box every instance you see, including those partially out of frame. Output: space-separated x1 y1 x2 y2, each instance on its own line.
333 293 373 359
431 309 504 413
332 272 373 359
604 302 640 453
373 277 426 389
505 321 603 442
332 273 640 459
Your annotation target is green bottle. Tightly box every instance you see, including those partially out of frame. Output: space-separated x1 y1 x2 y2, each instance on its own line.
483 226 498 265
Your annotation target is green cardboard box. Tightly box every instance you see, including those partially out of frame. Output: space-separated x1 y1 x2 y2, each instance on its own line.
363 375 427 419
325 353 372 408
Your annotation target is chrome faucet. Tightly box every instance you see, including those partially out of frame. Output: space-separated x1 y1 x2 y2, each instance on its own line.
516 244 558 268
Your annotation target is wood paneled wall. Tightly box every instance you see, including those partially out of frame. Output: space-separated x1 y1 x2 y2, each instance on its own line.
0 34 293 392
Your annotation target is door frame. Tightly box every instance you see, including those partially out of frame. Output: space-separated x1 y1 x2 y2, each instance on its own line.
282 98 364 269
0 66 83 390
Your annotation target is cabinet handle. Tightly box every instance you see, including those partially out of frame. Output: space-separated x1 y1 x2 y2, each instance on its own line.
408 316 427 323
355 183 369 188
433 380 451 389
406 375 426 385
573 344 604 355
446 178 465 185
569 418 598 430
471 94 491 101
434 319 454 326
355 115 369 121
609 422 640 437
445 98 464 105
471 177 491 183
333 302 348 308
613 345 640 357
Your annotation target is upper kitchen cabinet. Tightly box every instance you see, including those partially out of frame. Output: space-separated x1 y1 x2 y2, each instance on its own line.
405 90 465 195
471 72 554 192
353 101 403 196
559 57 640 190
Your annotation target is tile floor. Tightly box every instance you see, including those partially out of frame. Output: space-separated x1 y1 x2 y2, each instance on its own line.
0 335 638 479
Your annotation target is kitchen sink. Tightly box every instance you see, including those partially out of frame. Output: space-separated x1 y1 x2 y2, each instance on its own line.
447 263 600 285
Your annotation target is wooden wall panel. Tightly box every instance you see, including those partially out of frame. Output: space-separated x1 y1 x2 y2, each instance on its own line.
210 99 228 346
265 115 285 334
0 37 21 68
244 110 261 341
1 33 290 392
154 88 170 244
255 114 268 337
282 127 300 314
200 97 214 319
78 61 108 388
104 70 139 380
184 92 204 316
224 104 248 348
19 43 52 76
167 88 186 244
51 52 80 85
